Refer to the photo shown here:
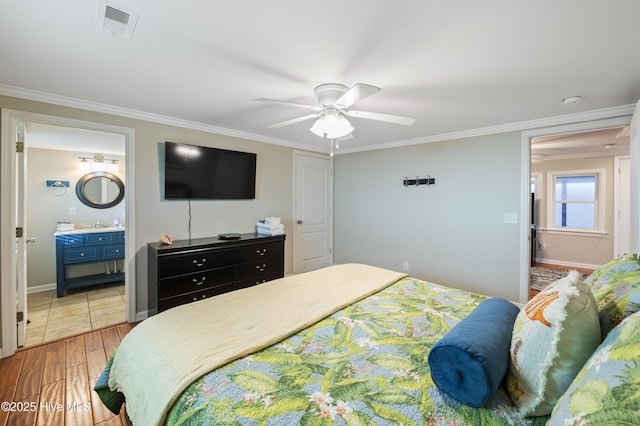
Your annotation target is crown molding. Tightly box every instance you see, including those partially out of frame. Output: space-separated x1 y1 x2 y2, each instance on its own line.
338 104 636 154
1 83 634 156
0 84 325 153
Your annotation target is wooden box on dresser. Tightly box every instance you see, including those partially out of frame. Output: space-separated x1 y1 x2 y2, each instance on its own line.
148 233 285 316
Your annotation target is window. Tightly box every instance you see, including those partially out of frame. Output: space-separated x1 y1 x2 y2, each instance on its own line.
547 169 605 233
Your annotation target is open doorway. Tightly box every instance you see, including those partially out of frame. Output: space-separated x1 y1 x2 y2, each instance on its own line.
23 122 127 346
1 109 136 357
528 126 631 297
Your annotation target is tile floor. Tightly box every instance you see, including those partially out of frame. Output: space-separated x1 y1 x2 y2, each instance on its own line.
25 282 126 347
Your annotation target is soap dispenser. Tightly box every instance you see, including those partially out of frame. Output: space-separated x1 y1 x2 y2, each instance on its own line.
113 215 120 228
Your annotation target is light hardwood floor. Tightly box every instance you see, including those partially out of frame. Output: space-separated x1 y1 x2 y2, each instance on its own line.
0 322 135 426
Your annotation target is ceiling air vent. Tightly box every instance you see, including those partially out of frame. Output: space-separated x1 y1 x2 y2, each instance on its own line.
96 0 139 39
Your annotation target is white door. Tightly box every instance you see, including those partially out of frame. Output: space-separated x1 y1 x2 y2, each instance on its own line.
294 152 333 273
16 121 27 347
614 155 631 258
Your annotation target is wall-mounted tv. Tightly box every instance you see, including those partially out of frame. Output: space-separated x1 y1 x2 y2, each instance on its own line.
164 141 257 200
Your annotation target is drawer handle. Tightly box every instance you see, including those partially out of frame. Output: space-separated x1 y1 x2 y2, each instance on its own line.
192 277 206 286
192 259 207 267
256 248 267 256
80 252 85 257
115 249 120 253
98 237 103 240
192 295 207 301
255 264 267 272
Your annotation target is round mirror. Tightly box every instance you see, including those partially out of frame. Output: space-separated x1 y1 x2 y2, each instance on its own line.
75 171 124 209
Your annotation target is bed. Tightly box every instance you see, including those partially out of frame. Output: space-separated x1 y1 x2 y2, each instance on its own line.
96 259 640 425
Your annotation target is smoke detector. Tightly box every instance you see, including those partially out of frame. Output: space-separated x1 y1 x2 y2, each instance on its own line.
96 0 139 39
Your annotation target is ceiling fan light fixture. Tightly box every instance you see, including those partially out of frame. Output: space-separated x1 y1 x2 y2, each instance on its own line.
310 112 353 139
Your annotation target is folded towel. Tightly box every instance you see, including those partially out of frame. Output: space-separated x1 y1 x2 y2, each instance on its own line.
56 222 75 232
264 217 281 225
256 222 285 230
428 297 520 407
257 228 285 236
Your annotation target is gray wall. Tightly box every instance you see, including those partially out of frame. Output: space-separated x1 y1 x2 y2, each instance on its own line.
334 132 523 301
1 95 297 324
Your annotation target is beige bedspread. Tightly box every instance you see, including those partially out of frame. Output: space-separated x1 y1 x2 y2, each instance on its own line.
108 263 407 425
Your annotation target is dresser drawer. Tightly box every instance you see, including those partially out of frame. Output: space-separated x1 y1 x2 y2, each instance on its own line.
58 235 83 247
158 284 235 313
102 244 125 260
63 247 100 264
234 273 282 291
158 266 233 299
234 241 283 263
158 249 233 278
233 259 284 281
85 232 118 245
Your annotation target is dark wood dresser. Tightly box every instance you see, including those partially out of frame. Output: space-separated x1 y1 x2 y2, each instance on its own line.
147 233 285 315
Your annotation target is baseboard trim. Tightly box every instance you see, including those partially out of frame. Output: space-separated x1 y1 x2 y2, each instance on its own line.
27 283 56 294
535 258 601 271
135 310 148 322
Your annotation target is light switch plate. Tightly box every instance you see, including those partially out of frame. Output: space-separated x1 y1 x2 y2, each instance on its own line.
504 212 518 224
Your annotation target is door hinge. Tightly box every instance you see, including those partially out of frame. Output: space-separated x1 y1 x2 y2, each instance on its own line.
17 311 24 323
16 227 23 238
16 142 24 153
329 247 333 255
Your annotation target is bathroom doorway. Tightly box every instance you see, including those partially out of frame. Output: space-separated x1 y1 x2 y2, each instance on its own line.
24 122 127 346
0 109 135 355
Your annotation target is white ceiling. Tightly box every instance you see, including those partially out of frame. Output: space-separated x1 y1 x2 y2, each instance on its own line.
24 122 126 156
531 127 630 160
1 1 640 154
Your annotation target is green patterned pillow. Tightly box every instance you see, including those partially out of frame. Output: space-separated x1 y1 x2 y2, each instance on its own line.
585 253 640 338
507 271 600 417
547 310 640 425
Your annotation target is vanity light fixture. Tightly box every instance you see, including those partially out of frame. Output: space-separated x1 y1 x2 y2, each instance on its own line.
78 157 91 171
78 155 119 172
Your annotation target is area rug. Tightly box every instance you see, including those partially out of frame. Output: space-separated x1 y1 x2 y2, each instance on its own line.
530 267 587 292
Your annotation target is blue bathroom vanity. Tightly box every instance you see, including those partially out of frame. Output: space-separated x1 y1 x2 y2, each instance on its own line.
55 228 125 297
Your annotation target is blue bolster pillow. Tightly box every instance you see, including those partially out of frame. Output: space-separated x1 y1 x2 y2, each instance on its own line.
427 297 520 407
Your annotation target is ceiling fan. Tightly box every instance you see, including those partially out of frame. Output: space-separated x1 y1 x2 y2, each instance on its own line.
254 83 416 140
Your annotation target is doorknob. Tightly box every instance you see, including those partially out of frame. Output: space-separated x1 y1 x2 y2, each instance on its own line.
26 237 36 243
297 220 303 224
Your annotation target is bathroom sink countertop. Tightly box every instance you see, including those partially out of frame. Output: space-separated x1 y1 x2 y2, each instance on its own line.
54 227 125 235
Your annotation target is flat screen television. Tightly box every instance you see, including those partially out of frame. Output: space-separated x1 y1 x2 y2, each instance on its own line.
164 141 257 200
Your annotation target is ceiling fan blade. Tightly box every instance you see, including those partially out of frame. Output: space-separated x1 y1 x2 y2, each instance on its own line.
345 110 416 126
334 83 380 109
268 113 320 129
254 98 321 111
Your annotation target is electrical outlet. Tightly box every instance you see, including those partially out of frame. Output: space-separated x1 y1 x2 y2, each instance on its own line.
403 261 409 271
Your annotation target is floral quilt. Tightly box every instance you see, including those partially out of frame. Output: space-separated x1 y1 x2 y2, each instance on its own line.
166 277 547 425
